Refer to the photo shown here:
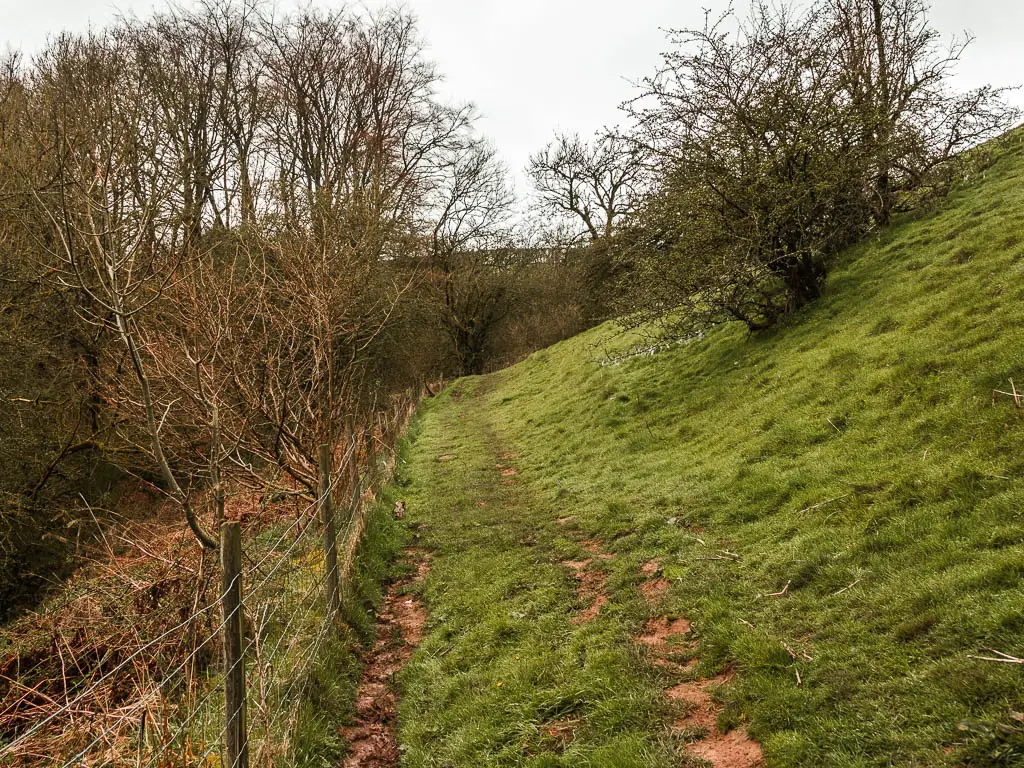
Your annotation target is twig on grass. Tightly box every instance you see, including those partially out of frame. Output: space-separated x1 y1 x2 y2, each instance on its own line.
782 641 813 662
799 495 850 515
692 552 740 562
993 378 1023 417
764 580 791 598
968 649 1024 664
832 579 862 595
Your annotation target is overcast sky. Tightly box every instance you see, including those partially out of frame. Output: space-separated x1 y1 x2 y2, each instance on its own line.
3 0 1021 195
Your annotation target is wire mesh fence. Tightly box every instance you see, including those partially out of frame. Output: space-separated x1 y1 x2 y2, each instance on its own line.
0 391 419 768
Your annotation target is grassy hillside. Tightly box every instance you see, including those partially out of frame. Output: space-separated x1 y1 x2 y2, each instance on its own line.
389 130 1024 767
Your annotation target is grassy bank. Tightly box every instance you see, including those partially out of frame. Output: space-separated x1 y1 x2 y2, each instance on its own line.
391 130 1024 766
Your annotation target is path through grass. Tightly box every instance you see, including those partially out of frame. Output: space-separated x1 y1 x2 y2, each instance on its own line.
386 130 1024 767
393 379 706 767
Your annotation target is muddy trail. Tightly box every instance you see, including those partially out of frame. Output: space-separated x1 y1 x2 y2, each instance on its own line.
562 538 763 767
340 545 431 768
636 560 763 768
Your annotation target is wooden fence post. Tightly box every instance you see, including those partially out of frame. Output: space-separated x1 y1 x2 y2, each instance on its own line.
346 426 362 512
367 423 379 493
220 522 249 768
318 443 341 620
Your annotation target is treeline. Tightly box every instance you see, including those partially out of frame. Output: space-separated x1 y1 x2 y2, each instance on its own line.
0 3 582 613
528 0 1018 337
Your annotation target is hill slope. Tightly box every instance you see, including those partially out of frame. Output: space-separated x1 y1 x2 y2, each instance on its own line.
386 131 1024 767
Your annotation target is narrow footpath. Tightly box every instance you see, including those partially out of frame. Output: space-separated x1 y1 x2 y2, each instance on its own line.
343 377 762 767
341 545 431 767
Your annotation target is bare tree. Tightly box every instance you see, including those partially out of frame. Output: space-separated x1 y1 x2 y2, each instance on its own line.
527 132 646 244
28 30 224 549
262 8 472 245
424 140 517 374
204 0 267 228
830 0 1019 223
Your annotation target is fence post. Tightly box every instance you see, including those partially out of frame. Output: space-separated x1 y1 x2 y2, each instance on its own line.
318 443 341 620
367 423 379 493
220 522 249 768
346 425 362 512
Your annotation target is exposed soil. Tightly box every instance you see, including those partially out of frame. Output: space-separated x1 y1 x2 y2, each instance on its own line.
538 717 580 752
690 728 764 766
636 616 692 650
637 567 763 767
340 548 431 767
667 682 718 731
562 539 614 624
581 539 615 560
640 578 671 602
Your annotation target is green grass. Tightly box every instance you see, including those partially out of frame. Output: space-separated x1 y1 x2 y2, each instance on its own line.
393 380 681 767
389 129 1024 767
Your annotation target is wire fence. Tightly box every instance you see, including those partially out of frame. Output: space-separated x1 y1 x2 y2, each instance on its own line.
0 390 420 768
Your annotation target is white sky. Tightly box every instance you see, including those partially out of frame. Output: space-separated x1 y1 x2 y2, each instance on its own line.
3 0 1022 195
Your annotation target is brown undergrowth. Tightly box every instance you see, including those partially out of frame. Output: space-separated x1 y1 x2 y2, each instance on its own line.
0 398 418 766
0 481 308 765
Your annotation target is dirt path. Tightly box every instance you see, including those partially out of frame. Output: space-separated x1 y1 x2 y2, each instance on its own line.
340 546 431 767
563 541 763 766
378 378 765 766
